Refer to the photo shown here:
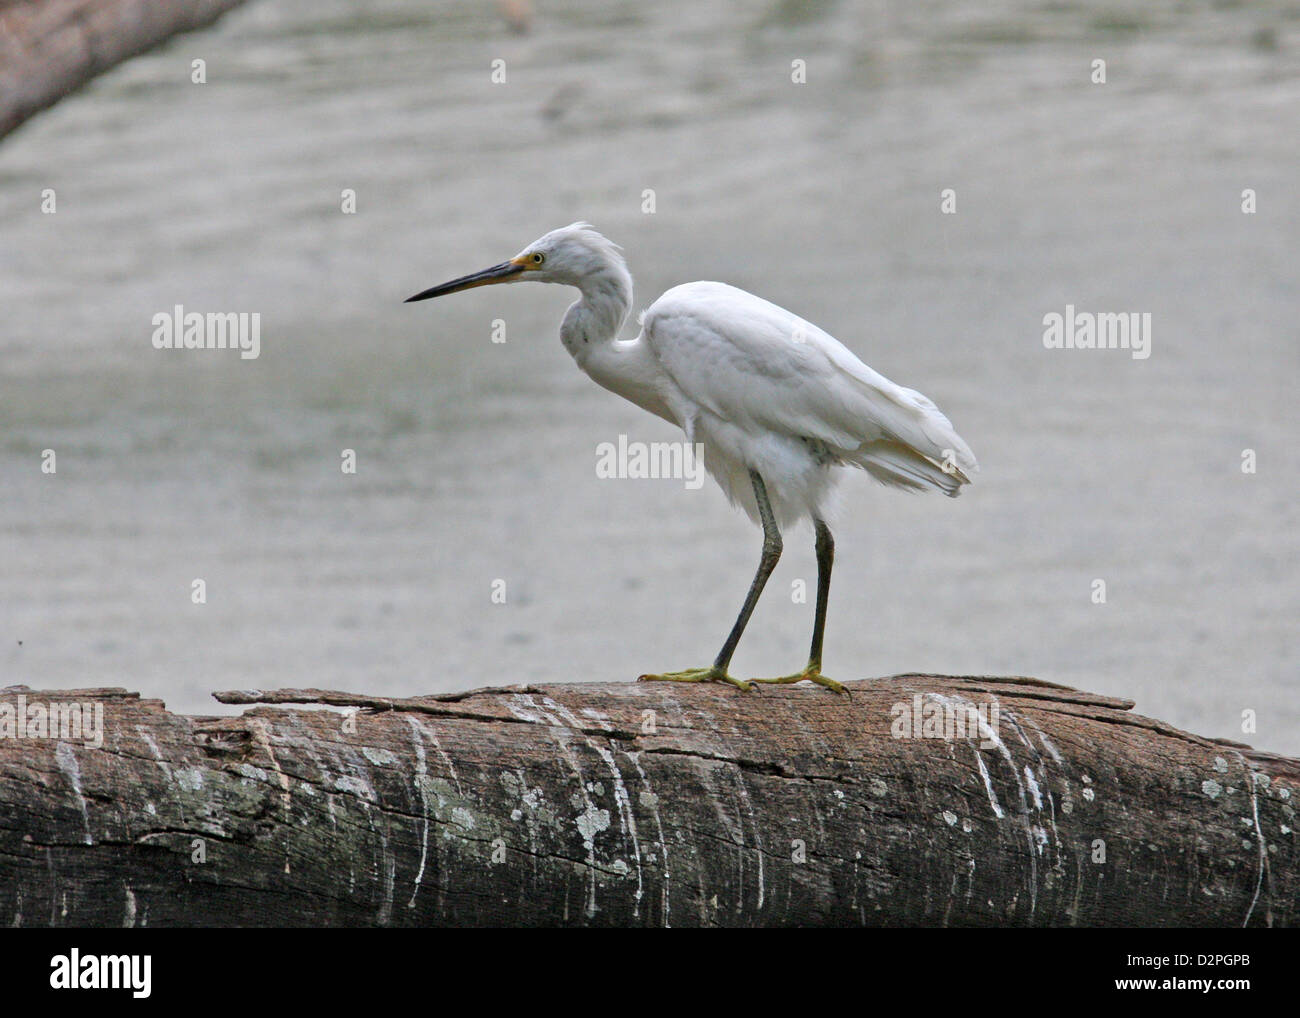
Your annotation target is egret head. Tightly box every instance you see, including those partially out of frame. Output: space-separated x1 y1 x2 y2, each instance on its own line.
404 222 628 303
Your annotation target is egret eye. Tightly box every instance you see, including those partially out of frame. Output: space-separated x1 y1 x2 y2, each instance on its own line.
532 252 545 265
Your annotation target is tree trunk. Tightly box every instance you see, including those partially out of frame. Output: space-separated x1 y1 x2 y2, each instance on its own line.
0 0 249 141
0 675 1295 927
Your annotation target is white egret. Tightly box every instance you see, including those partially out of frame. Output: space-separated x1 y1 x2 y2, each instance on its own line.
406 223 977 693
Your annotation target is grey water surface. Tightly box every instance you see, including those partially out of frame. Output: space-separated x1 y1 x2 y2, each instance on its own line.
1 0 1296 751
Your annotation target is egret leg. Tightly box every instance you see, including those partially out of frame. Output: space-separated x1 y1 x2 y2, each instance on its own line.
639 471 781 692
751 518 848 695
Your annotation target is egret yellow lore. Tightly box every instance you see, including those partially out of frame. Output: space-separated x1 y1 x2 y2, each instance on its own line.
406 223 977 694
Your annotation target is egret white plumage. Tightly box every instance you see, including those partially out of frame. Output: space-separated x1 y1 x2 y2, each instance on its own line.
406 223 977 693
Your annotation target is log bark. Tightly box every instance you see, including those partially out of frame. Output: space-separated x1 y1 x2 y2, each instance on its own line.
0 0 249 141
0 675 1295 927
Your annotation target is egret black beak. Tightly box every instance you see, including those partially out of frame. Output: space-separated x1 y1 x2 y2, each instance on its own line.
404 260 526 303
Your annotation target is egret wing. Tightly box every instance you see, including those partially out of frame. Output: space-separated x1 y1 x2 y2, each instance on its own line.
642 282 977 480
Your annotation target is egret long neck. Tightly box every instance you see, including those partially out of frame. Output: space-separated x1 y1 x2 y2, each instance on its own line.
559 268 633 360
558 264 676 425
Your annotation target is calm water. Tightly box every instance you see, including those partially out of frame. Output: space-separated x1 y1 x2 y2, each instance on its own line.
2 0 1297 751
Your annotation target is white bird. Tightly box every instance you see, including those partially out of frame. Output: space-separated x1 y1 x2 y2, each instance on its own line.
406 223 977 693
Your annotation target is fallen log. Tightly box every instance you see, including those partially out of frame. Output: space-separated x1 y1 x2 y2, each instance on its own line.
0 675 1295 927
0 0 249 141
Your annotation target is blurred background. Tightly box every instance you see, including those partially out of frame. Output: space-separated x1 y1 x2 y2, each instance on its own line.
1 0 1296 750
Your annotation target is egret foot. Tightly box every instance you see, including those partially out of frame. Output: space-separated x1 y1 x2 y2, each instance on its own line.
638 667 755 692
750 666 848 696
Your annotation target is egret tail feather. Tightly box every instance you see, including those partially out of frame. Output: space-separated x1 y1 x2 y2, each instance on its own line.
853 440 970 497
